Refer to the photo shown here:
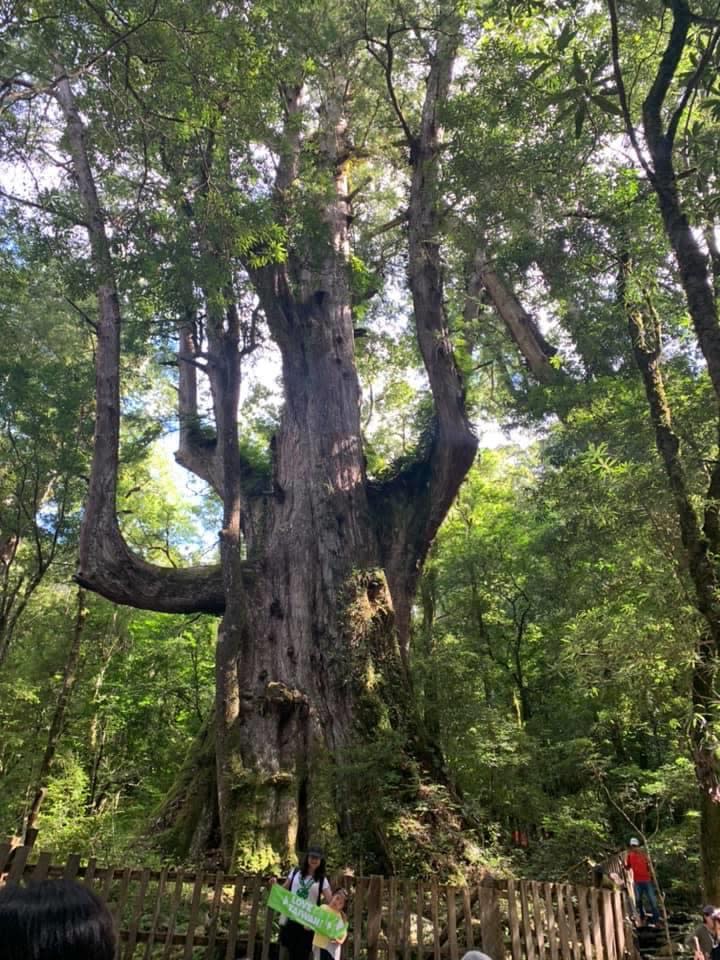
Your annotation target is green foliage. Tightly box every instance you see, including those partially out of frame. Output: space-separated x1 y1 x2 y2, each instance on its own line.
2 0 719 893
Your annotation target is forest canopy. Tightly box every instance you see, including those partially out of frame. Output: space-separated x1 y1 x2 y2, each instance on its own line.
1 0 720 901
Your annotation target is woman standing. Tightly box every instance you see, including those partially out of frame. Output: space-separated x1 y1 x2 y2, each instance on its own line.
278 846 333 960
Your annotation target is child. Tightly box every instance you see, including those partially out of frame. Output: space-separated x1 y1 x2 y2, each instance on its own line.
313 888 348 960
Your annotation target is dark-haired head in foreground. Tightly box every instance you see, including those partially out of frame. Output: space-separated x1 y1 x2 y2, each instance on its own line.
0 878 117 960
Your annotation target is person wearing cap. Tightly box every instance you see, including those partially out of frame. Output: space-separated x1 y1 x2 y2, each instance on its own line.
686 906 719 960
276 845 333 960
624 837 660 926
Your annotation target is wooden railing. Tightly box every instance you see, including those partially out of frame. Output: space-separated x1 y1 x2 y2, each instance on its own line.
0 843 635 960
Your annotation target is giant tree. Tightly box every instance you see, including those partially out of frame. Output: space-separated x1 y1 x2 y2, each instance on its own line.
1 0 545 870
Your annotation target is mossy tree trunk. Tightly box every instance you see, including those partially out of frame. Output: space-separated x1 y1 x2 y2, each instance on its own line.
54 21 496 871
609 0 720 898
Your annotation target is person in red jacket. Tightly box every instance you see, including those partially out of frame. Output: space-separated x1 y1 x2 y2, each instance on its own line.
625 837 660 926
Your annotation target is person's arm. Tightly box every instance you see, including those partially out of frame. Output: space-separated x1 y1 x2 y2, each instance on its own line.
322 878 333 904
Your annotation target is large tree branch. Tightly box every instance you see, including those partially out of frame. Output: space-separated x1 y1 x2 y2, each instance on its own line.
468 247 562 384
370 14 477 653
245 83 305 342
641 0 691 153
175 319 225 495
54 71 228 614
608 0 720 404
623 261 720 641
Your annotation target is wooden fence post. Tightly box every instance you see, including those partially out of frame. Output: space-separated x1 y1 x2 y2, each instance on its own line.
367 875 384 960
479 883 505 960
447 886 459 960
507 879 522 960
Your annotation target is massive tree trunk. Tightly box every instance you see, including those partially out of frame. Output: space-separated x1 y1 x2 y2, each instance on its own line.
55 23 480 872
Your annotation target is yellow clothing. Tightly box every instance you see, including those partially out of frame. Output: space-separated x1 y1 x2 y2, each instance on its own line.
312 905 347 952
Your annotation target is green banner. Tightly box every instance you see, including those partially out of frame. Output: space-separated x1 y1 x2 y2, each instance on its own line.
268 884 347 939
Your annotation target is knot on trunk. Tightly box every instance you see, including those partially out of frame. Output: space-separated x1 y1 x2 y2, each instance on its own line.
262 681 309 719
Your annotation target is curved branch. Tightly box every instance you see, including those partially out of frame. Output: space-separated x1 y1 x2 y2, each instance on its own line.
373 14 478 654
641 0 691 152
365 33 415 148
637 2 720 404
54 71 228 615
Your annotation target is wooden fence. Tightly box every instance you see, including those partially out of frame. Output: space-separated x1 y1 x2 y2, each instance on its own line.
0 844 635 960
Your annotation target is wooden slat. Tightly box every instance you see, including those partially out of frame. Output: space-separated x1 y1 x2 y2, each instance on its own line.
431 882 440 960
162 869 186 960
112 868 133 932
565 886 592 960
462 886 474 951
354 877 366 960
564 885 580 960
507 879 522 960
532 882 546 960
555 884 572 960
261 886 274 960
246 875 262 960
366 875 383 960
224 877 244 960
447 886 459 960
546 884 559 960
30 851 52 883
63 853 82 881
479 883 504 960
403 880 412 960
601 890 616 960
520 881 536 960
575 886 592 960
417 881 424 959
611 889 626 960
183 872 205 960
6 845 31 885
143 867 168 960
589 889 603 960
205 870 224 959
388 877 398 960
100 864 116 903
124 867 151 960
